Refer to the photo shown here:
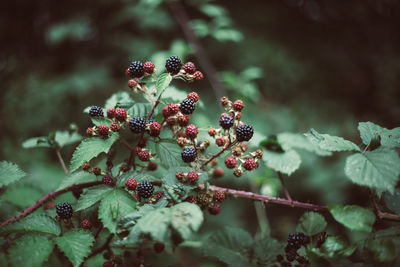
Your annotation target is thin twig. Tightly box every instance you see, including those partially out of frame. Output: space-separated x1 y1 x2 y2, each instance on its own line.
200 141 236 169
120 137 133 150
277 172 292 202
87 234 114 259
0 181 102 228
249 181 270 238
56 150 68 175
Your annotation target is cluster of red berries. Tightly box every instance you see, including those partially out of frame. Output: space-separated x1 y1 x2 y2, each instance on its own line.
175 170 201 184
186 191 226 215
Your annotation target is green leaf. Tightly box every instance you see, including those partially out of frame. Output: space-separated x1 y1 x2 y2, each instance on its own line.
90 117 112 126
0 161 26 188
305 129 361 152
329 205 376 232
366 238 396 262
344 147 400 194
22 137 52 148
384 189 400 215
55 229 95 267
98 189 137 233
277 132 332 156
170 203 204 239
296 212 327 236
262 149 301 175
8 234 54 267
76 185 114 211
57 171 96 190
54 131 82 148
156 142 182 169
2 185 43 208
253 237 284 266
358 121 400 148
156 73 172 94
69 132 119 172
104 91 134 109
0 215 60 236
321 236 357 258
127 103 154 118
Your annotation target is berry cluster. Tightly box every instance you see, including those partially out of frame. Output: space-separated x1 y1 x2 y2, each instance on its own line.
275 232 310 267
187 191 226 215
175 170 200 184
165 56 204 82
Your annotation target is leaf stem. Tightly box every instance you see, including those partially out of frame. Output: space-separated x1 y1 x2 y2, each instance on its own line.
200 141 236 169
56 149 69 175
277 172 292 203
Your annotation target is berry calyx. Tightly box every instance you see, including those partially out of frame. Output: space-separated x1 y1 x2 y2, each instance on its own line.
185 124 199 139
149 121 161 137
129 61 144 78
179 99 196 115
213 191 226 203
208 204 220 215
89 106 104 117
224 156 237 169
233 100 244 111
208 127 217 137
129 117 146 133
220 97 230 107
177 137 187 147
81 219 92 229
115 108 127 122
137 180 154 198
138 150 150 162
102 175 114 186
110 122 120 132
175 171 185 181
233 168 243 177
143 61 155 74
56 202 73 219
243 158 258 171
187 92 199 102
165 56 182 74
193 71 204 81
187 171 199 184
212 167 224 178
125 178 138 191
86 127 94 137
181 147 197 163
183 62 196 74
178 114 190 126
236 124 254 142
154 242 165 253
216 137 226 147
106 108 115 119
92 167 102 176
219 114 234 129
128 79 138 89
97 125 110 138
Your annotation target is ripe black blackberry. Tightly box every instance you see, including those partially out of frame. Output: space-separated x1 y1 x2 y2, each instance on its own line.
89 106 104 117
137 180 154 198
181 147 197 163
56 202 73 219
129 117 146 133
179 99 196 115
165 56 182 74
102 175 114 186
219 115 234 129
236 124 254 142
286 232 309 250
129 61 144 78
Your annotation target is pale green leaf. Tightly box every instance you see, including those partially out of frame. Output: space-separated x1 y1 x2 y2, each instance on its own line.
98 189 137 233
344 147 400 194
2 185 43 208
262 149 301 175
9 234 54 267
69 132 119 172
305 128 360 152
200 4 227 17
127 103 154 118
55 131 82 147
0 161 26 188
76 185 113 211
57 171 96 190
90 117 112 126
366 238 396 262
277 132 332 156
329 205 376 232
170 203 203 239
104 91 133 109
0 215 60 236
321 236 357 258
156 73 172 94
55 229 95 267
296 212 327 236
22 137 51 148
156 142 181 169
358 121 400 148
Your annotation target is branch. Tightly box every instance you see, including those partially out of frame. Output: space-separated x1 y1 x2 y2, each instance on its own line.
277 172 292 202
0 181 102 228
201 142 235 168
56 150 68 175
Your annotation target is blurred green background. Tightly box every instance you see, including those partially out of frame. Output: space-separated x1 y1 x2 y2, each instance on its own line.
1 0 400 264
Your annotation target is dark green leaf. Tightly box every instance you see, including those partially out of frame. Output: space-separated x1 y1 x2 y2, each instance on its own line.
297 212 327 236
366 238 396 262
329 205 375 232
76 185 114 211
262 149 301 175
170 202 203 239
305 129 360 152
384 189 400 215
0 161 26 188
0 215 60 236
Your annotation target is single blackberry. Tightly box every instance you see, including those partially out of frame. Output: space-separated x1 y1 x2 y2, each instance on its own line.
115 108 127 122
137 180 154 198
129 117 146 133
183 62 196 74
125 178 138 191
178 114 190 126
143 61 155 74
179 99 196 115
224 156 237 169
286 252 296 262
185 124 198 139
187 92 199 102
81 219 92 229
236 124 254 142
153 242 165 253
213 191 226 202
187 171 199 184
212 167 224 178
233 100 244 111
216 137 226 147
208 204 221 215
138 150 150 161
165 56 182 74
89 106 104 117
129 61 144 78
219 115 234 129
181 147 197 163
56 202 73 219
102 175 114 186
243 158 258 171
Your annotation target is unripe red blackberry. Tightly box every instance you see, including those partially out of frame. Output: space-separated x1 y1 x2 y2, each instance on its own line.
179 99 196 115
82 162 91 172
110 122 120 132
185 196 198 204
208 127 217 137
187 171 199 184
167 103 179 115
224 156 237 169
233 100 244 111
212 167 224 178
128 79 138 89
197 193 211 208
102 176 114 186
216 137 226 147
97 125 110 137
56 202 73 219
162 106 170 118
178 114 190 126
193 71 204 81
166 116 177 126
148 121 161 137
120 163 130 172
175 171 185 181
89 106 104 117
129 117 146 133
93 167 102 176
186 124 199 139
165 56 182 74
187 92 199 102
86 127 94 137
183 62 196 74
137 180 154 198
129 61 144 78
106 108 115 119
208 204 220 215
143 61 155 74
255 149 263 159
153 242 165 253
125 178 138 190
219 114 234 129
233 168 243 177
147 161 158 171
213 191 226 202
81 219 92 229
115 108 127 122
220 97 230 107
236 124 254 142
103 260 113 267
177 137 187 147
138 150 150 162
181 147 197 163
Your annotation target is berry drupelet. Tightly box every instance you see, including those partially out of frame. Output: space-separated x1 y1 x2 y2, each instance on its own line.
56 202 73 219
165 56 182 74
89 106 104 117
129 61 144 78
137 180 154 198
219 114 234 129
179 99 196 115
236 124 254 142
181 147 197 163
129 117 146 133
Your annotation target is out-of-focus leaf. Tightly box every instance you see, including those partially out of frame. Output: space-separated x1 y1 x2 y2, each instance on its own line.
0 161 26 188
329 205 375 232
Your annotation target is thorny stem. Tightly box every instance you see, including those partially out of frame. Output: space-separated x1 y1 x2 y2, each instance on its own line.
200 141 236 169
56 150 68 175
0 181 103 228
277 172 292 202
